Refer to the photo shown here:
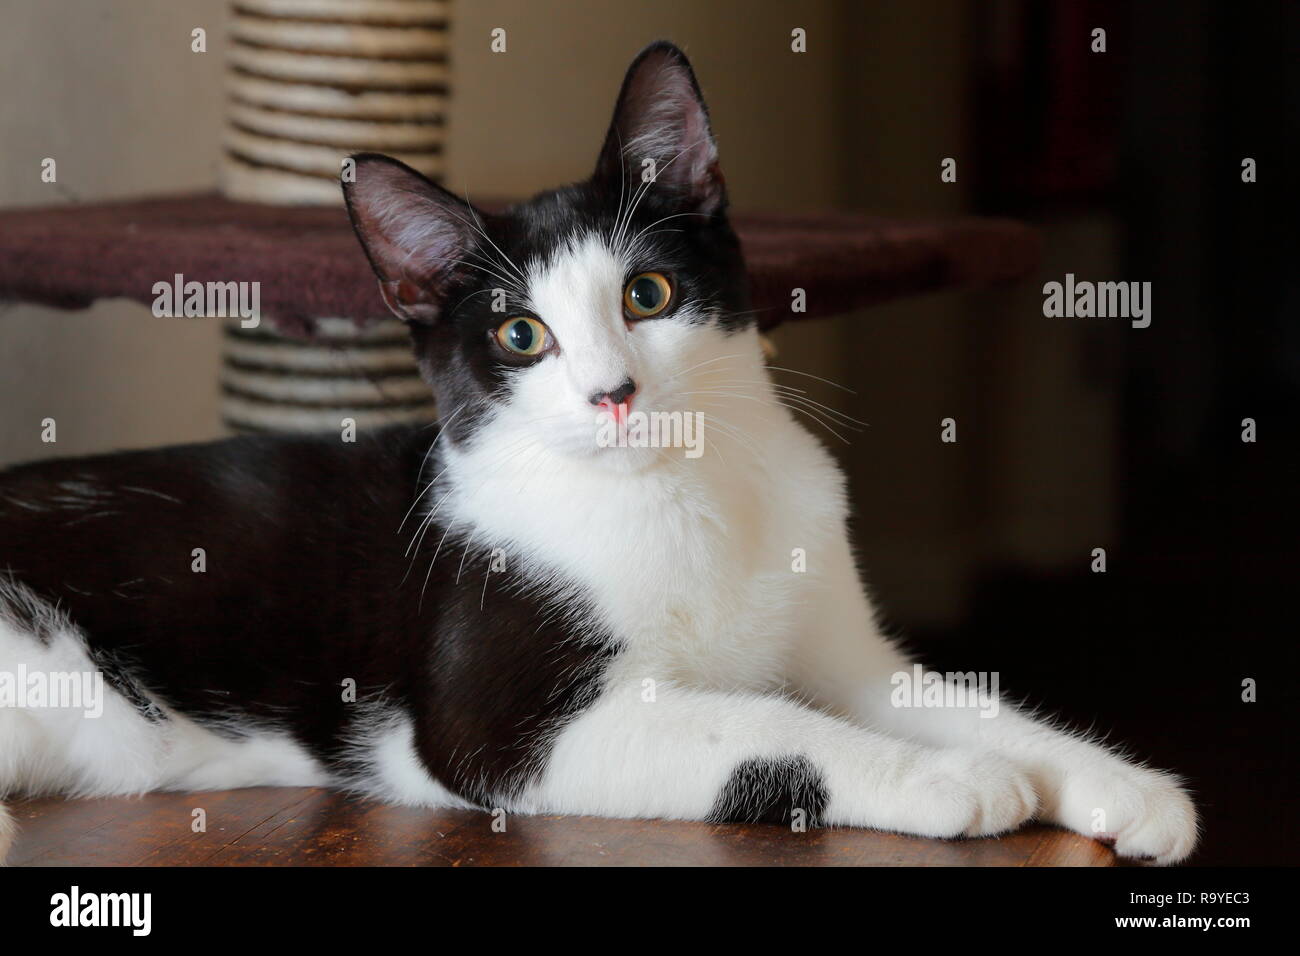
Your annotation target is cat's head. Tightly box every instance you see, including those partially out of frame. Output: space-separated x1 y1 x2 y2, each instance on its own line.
343 41 755 471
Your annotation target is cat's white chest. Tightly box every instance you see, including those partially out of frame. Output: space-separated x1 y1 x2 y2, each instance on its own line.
599 506 798 689
446 414 847 691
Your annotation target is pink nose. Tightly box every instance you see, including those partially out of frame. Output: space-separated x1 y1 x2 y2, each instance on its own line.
589 378 637 422
596 396 630 424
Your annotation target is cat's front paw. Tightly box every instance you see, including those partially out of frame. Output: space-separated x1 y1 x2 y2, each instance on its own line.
1052 760 1198 865
897 750 1038 839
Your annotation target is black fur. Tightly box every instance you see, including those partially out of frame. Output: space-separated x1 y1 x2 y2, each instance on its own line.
0 428 615 805
709 756 829 826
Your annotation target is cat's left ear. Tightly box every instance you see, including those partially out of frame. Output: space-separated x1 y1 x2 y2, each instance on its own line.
593 41 726 216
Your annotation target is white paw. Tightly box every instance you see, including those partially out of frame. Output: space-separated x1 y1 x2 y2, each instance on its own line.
895 750 1039 839
1052 759 1198 865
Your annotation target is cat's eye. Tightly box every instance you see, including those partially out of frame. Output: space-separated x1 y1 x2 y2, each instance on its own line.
494 317 550 356
623 272 672 318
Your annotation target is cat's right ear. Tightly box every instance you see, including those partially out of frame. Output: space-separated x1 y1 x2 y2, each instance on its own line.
342 153 479 324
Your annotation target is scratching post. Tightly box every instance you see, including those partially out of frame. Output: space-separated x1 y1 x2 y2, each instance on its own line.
218 0 449 432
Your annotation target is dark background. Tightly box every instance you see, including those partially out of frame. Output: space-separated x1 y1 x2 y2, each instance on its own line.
842 1 1297 866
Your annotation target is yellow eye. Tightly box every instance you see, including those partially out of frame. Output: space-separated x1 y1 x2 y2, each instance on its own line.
494 317 549 356
623 272 672 318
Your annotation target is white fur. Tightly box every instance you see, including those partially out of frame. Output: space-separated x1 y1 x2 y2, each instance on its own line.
521 681 1038 840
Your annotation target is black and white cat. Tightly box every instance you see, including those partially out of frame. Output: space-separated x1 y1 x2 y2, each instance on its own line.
0 42 1196 864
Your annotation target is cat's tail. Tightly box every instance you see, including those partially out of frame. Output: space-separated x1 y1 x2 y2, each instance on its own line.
0 800 15 865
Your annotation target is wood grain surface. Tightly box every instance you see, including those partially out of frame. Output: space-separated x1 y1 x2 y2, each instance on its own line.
7 788 1116 866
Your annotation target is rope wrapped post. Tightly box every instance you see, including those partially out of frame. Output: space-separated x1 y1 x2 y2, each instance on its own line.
217 0 450 432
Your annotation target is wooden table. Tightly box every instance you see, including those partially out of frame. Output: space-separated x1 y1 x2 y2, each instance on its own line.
8 789 1114 866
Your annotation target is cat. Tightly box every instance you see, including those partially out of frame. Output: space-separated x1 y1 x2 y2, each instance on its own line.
0 41 1196 865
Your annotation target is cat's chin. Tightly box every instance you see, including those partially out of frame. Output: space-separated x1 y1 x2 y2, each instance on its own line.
586 444 666 475
533 426 677 475
539 439 669 476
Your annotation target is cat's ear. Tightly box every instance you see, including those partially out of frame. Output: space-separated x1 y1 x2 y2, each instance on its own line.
593 41 726 215
342 153 480 324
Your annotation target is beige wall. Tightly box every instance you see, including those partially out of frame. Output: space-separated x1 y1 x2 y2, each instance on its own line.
448 1 841 211
0 0 228 465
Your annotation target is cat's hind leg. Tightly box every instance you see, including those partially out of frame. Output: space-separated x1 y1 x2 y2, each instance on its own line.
0 579 335 862
0 578 175 846
0 580 170 862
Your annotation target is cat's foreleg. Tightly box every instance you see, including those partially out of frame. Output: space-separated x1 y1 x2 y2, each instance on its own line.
516 679 1037 838
789 537 1198 864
